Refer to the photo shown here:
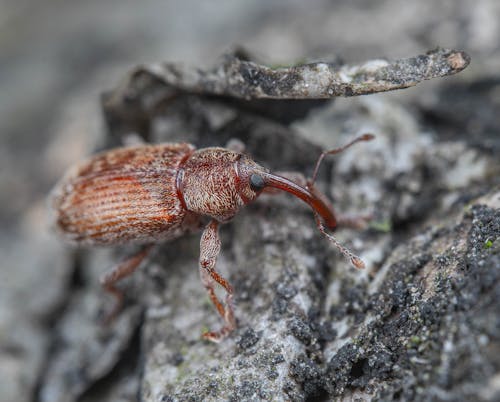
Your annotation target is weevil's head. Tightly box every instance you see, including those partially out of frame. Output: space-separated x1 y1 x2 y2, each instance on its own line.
179 147 337 229
178 148 268 222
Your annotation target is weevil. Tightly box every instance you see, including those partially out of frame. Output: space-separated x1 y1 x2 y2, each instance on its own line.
49 134 373 342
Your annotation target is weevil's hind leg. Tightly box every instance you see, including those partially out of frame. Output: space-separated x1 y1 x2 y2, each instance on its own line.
99 244 153 323
199 219 236 343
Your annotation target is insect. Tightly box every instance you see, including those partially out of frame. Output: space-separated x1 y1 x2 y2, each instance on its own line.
49 134 374 342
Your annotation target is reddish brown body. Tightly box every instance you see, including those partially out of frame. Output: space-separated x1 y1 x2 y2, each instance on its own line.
50 135 373 342
52 143 196 245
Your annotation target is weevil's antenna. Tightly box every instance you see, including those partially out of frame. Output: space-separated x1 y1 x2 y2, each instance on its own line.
310 133 375 186
314 213 365 269
259 133 374 269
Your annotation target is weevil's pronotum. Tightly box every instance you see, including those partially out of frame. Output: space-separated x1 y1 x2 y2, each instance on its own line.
49 134 374 342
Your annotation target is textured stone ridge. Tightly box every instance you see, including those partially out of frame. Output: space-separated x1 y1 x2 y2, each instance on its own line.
138 193 499 402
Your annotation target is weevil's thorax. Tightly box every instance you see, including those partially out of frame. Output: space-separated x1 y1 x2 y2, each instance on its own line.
178 148 267 222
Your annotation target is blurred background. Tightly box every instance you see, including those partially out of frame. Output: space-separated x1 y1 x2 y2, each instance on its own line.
1 0 498 229
0 1 498 401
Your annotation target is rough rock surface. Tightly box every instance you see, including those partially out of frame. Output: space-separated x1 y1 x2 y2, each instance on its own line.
1 2 499 402
38 48 500 402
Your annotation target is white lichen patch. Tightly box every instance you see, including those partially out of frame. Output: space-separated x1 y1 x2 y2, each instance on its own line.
338 59 390 84
294 63 334 96
437 143 488 189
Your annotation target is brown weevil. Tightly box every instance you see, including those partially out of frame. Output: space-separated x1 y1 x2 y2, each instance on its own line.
49 134 374 342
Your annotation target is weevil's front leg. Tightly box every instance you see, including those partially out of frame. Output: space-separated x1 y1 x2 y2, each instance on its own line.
100 244 153 323
199 219 236 342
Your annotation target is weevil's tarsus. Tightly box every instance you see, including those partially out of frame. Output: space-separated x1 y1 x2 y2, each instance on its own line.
310 133 375 186
99 244 153 323
199 219 236 342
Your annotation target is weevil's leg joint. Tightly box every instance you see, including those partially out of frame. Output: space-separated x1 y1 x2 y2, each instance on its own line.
99 244 153 323
199 219 236 342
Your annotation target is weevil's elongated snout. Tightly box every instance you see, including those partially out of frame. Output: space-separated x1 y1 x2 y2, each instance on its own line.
260 172 337 230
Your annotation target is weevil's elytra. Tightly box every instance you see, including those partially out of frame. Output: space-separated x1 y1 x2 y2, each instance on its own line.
49 134 374 342
51 143 196 245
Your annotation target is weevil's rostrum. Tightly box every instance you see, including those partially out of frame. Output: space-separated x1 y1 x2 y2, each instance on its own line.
50 135 373 342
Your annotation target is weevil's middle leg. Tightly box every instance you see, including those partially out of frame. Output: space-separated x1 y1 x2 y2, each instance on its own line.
199 219 236 343
99 244 153 323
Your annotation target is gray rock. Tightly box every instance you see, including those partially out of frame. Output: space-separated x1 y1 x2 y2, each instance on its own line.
1 2 499 402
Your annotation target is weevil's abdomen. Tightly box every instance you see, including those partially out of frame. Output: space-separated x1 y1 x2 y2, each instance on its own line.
50 143 196 245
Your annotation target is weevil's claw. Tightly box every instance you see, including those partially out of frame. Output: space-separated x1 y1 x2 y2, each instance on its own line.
201 305 236 343
202 327 233 343
202 331 222 343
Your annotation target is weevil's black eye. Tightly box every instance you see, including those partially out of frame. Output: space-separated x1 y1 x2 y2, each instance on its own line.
249 174 265 192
